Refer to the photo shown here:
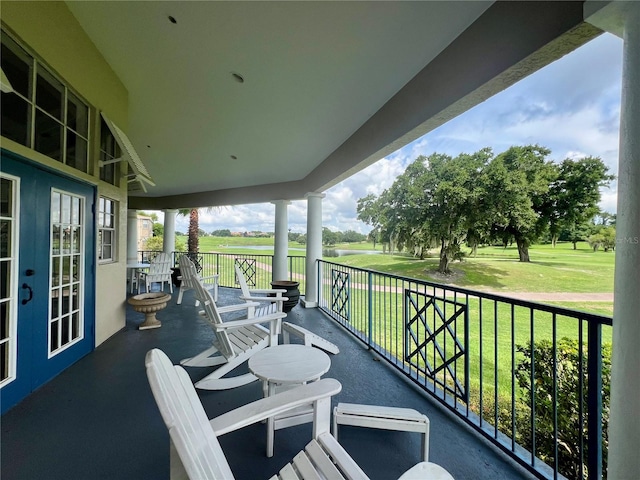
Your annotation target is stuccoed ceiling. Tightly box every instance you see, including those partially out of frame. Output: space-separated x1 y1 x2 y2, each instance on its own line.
65 1 602 209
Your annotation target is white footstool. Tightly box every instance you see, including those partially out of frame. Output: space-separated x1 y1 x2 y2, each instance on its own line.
333 402 430 462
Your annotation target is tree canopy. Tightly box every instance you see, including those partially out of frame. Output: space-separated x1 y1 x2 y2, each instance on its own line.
357 145 613 273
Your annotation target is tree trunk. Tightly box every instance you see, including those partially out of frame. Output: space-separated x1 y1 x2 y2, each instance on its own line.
551 235 557 248
438 239 450 274
515 237 530 262
471 243 478 257
573 241 577 250
188 208 199 254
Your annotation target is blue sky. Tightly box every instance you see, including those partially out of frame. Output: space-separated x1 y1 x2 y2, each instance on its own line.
172 33 623 235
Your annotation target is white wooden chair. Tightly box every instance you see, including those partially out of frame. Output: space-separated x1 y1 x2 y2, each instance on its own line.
176 254 219 305
234 262 287 317
234 263 340 354
139 252 174 294
180 278 286 390
146 348 455 480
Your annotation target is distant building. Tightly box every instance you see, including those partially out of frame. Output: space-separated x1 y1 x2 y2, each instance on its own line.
138 215 153 249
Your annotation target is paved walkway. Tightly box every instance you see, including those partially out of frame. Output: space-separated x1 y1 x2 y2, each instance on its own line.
480 291 613 302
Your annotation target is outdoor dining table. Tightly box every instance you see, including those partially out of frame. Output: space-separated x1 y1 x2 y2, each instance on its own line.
248 344 331 457
126 262 150 294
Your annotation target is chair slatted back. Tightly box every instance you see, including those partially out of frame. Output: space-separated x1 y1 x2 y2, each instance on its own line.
234 262 252 296
192 279 235 359
148 252 173 281
145 349 235 479
178 255 199 289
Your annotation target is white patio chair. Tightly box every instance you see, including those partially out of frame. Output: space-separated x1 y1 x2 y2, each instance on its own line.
139 252 174 294
234 262 287 317
234 263 340 354
146 348 455 480
176 254 219 305
180 278 286 390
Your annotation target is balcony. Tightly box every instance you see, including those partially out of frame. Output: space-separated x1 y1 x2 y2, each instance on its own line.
2 284 533 480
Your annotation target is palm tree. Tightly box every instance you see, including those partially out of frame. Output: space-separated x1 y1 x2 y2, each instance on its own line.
178 208 214 272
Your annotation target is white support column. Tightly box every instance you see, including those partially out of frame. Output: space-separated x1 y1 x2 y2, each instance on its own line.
163 209 178 254
272 200 290 281
127 209 139 264
609 6 640 478
302 192 324 308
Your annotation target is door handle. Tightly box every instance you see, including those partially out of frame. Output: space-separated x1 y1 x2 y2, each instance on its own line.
21 283 33 305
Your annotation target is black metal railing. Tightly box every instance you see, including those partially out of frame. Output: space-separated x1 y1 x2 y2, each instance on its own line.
318 260 612 480
137 251 306 295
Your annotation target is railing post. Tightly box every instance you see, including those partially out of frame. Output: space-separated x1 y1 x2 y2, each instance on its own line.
587 320 603 479
216 253 219 276
367 271 373 348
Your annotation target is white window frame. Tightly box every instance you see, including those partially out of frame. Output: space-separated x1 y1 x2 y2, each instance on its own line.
48 188 85 358
0 173 20 388
1 29 90 172
98 196 117 264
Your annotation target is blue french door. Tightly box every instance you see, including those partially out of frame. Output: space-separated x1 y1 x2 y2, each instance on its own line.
1 152 95 413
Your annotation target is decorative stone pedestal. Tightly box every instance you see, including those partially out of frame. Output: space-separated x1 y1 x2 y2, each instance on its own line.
128 292 172 330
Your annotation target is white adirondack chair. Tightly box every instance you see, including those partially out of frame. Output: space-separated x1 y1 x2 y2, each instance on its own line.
139 252 174 294
176 255 219 305
146 348 455 480
180 278 286 390
234 262 287 317
234 263 340 354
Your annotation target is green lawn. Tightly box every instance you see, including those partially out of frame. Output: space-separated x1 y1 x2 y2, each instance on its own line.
333 242 614 294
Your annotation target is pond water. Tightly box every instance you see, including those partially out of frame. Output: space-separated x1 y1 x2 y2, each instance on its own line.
219 245 381 257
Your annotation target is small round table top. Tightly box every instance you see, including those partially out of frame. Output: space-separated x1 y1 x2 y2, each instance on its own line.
248 344 331 385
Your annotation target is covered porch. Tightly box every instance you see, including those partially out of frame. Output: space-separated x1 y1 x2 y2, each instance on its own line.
1 287 529 480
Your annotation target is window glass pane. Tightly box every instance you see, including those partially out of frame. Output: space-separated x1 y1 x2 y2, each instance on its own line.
72 197 80 225
61 194 71 224
36 66 63 120
1 93 31 146
72 284 79 311
50 291 59 320
51 192 60 223
0 261 8 300
0 220 10 258
105 199 112 214
62 316 70 344
0 178 12 217
98 212 104 228
103 230 112 245
1 302 8 340
1 32 32 98
72 255 80 282
52 256 60 287
66 132 88 172
72 312 79 338
1 342 7 381
62 256 71 285
67 92 88 137
50 320 59 351
102 245 112 260
99 161 116 185
35 110 62 161
52 225 60 255
62 287 70 315
71 226 81 253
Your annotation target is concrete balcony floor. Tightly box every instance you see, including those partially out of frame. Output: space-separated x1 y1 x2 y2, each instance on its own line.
1 287 533 480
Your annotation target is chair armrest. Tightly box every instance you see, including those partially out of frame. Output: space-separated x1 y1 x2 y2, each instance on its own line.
214 311 286 330
210 378 341 435
200 274 219 282
240 295 288 303
216 301 260 314
247 288 287 295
